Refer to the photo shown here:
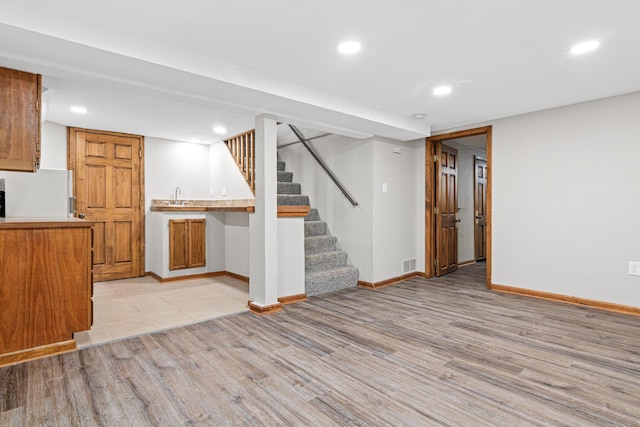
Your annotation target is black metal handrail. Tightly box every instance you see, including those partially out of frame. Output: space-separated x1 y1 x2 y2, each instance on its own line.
288 125 358 207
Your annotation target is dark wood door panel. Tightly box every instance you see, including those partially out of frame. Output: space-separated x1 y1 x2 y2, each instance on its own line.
474 156 487 261
435 143 458 276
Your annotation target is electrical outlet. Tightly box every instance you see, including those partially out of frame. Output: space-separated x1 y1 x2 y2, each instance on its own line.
629 261 640 276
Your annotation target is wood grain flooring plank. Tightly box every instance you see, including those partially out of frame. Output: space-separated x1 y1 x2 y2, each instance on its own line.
0 363 26 412
178 351 261 425
443 357 635 426
0 407 23 426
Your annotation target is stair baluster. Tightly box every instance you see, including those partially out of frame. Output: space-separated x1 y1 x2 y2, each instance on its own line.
224 129 256 194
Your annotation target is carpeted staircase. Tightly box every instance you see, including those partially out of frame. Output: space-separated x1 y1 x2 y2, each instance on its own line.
277 160 359 296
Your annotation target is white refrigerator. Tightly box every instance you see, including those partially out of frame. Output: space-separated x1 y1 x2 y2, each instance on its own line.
0 168 72 218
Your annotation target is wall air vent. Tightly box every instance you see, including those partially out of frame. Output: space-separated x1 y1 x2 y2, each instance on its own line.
402 258 416 274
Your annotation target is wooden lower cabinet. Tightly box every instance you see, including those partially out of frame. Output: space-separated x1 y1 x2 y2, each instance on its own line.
169 218 206 270
0 219 93 366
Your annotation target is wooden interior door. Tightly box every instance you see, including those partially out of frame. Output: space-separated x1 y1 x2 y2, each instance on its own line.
474 156 487 261
435 143 458 276
69 128 144 281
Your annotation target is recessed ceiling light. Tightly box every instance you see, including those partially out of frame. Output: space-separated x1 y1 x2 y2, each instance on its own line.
70 106 87 114
213 126 227 134
570 40 600 55
433 86 452 96
412 113 426 120
337 41 361 55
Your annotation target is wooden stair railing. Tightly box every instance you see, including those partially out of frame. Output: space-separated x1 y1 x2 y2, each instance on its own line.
224 129 255 193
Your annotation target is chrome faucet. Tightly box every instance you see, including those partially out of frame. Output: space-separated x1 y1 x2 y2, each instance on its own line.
174 186 182 204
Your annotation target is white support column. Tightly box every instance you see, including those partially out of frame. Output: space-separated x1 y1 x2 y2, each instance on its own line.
249 114 282 315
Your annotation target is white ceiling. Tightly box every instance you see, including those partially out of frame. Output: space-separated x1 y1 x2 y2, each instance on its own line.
1 0 639 144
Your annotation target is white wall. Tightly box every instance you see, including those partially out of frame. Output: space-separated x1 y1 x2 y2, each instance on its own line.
372 139 419 281
207 212 227 273
277 217 306 298
39 121 68 169
144 137 211 204
225 212 250 277
492 92 640 306
438 91 640 308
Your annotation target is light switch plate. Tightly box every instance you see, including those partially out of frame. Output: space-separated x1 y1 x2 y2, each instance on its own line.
629 261 640 276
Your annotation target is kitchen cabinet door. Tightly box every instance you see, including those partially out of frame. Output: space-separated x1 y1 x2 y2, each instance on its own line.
187 218 206 268
0 67 41 172
169 219 206 270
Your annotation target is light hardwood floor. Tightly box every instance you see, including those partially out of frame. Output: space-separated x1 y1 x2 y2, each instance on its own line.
2 263 640 426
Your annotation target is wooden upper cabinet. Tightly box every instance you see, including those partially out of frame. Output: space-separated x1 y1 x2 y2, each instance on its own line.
169 218 206 271
0 67 42 173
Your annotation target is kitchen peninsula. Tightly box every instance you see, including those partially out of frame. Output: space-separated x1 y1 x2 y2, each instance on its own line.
0 218 93 366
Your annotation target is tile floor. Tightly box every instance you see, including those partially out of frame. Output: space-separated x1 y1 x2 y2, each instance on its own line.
74 275 249 348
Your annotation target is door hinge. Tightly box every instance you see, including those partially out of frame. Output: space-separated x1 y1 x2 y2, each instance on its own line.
139 149 142 158
434 154 439 162
434 259 439 267
434 206 439 215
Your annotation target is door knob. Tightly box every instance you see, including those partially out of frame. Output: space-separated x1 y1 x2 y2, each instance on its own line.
454 218 461 223
78 213 85 219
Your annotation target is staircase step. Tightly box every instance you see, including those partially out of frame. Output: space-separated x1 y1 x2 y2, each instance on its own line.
305 235 337 254
304 221 327 237
277 182 301 195
305 208 320 222
305 266 359 296
277 171 293 183
305 251 348 272
277 161 286 171
277 194 310 206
